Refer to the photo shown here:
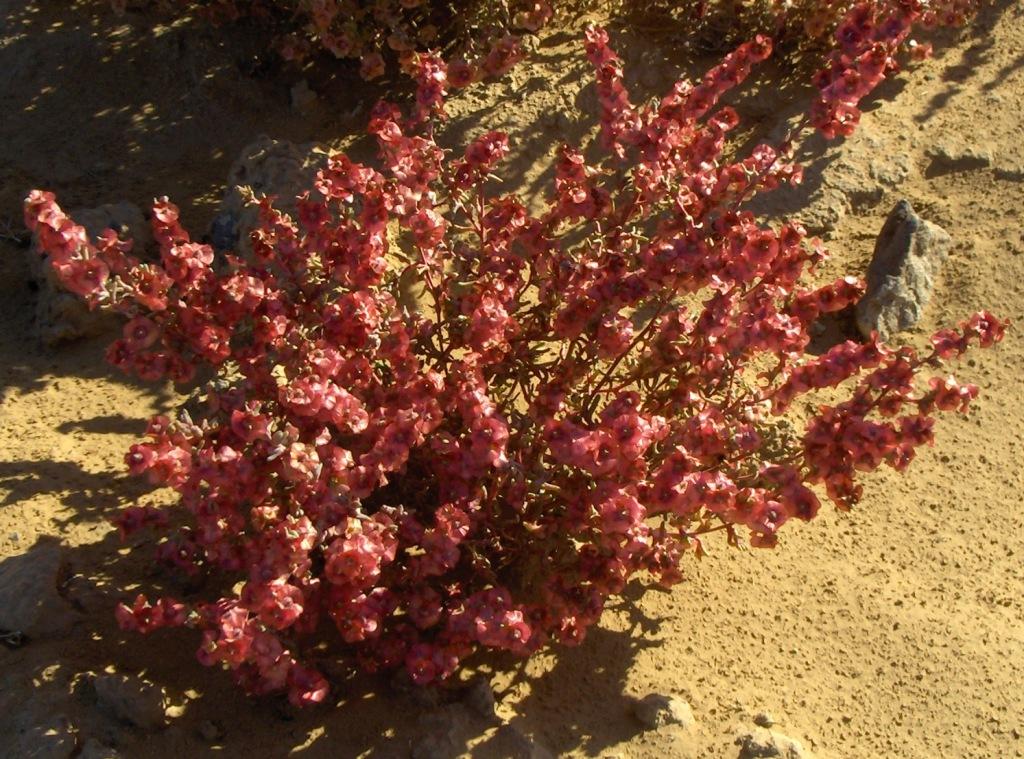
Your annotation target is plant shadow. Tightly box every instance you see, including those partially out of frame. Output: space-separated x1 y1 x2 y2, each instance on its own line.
914 0 1020 124
1 513 670 757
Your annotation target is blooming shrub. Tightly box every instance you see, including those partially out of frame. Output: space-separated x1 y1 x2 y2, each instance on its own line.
112 0 549 82
611 0 984 137
27 20 1004 707
111 0 981 86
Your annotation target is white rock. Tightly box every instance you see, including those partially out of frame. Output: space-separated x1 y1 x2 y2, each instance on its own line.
736 726 813 759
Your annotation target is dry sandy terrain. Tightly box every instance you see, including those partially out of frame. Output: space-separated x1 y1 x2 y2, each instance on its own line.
1 1 1022 757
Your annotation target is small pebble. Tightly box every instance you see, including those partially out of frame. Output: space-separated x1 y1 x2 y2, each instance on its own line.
632 693 696 730
754 711 777 728
198 719 225 743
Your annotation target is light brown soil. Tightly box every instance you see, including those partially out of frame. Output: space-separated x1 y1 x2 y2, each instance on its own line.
1 1 1023 757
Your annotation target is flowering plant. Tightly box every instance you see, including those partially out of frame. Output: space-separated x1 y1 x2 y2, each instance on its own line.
26 17 1003 707
110 0 980 88
616 0 984 137
111 0 550 82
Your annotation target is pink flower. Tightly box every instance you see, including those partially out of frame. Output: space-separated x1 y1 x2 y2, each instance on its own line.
463 131 509 171
483 35 525 78
281 442 321 483
111 504 167 540
359 52 386 81
115 594 186 634
447 59 477 88
230 408 271 443
59 256 109 298
514 2 553 33
928 375 978 413
123 316 160 351
287 664 328 708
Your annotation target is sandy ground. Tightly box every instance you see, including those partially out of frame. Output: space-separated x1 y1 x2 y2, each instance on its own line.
1 1 1023 757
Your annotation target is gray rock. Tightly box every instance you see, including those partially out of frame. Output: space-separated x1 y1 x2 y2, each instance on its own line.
736 726 813 758
410 732 454 759
410 702 551 759
0 692 78 759
811 126 909 220
792 189 849 236
92 674 167 730
926 144 993 176
855 200 952 340
632 693 696 730
406 684 446 711
216 136 324 258
748 126 901 235
0 541 78 638
827 167 884 209
32 291 121 347
76 202 151 247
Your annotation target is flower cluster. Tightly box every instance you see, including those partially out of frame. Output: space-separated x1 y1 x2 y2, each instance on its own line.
809 0 983 137
113 0 548 82
27 27 1003 706
597 0 983 138
110 0 984 134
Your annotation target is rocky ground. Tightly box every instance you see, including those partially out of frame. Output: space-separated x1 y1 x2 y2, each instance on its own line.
1 1 1023 757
